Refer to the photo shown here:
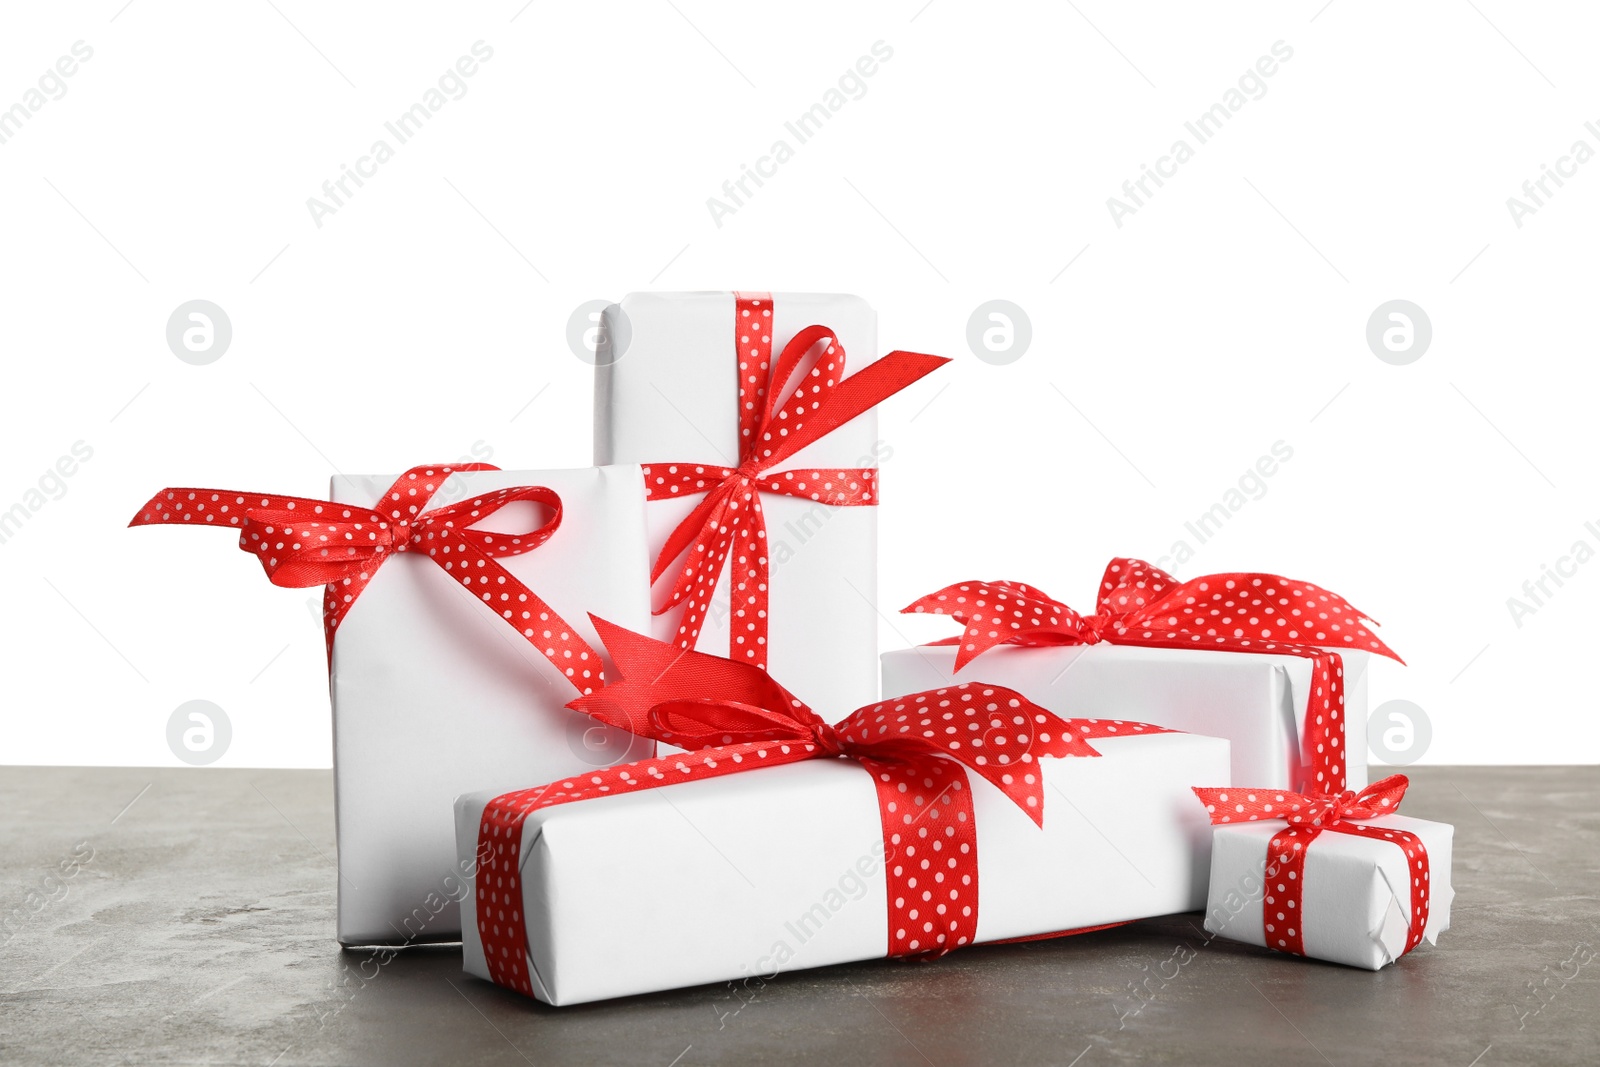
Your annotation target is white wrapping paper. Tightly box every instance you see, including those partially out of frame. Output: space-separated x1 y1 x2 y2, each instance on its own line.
1202 814 1453 969
454 732 1229 1005
882 644 1371 791
593 291 882 715
328 465 652 945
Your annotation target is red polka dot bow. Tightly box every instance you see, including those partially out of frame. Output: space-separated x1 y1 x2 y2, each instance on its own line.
473 617 1167 997
1192 775 1432 960
905 558 1403 793
129 464 604 691
1194 774 1410 829
646 291 948 668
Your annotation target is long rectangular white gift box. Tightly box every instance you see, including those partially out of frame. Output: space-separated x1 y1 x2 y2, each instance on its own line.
882 643 1371 791
329 465 652 945
454 731 1229 1005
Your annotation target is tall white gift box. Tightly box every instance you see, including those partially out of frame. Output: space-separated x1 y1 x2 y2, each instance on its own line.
132 463 654 945
593 290 946 715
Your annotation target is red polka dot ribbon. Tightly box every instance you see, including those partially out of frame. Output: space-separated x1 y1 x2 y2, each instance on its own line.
128 464 606 692
904 558 1404 793
645 291 949 669
473 617 1166 998
1192 775 1431 960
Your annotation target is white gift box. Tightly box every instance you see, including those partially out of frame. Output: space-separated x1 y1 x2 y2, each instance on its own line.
1202 814 1453 969
328 465 652 945
453 731 1229 1005
593 291 883 715
882 643 1371 791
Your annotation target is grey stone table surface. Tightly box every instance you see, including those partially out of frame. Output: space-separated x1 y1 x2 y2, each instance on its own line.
1 766 1595 1067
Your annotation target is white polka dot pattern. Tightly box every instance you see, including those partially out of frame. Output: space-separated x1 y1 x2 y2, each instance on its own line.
473 619 1168 994
1193 774 1431 960
128 465 607 694
904 557 1404 793
643 292 948 669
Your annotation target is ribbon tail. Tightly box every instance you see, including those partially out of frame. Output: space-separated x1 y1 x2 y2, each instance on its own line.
434 526 607 696
757 352 949 470
570 616 815 736
127 488 339 529
725 494 770 669
650 483 731 585
654 491 736 621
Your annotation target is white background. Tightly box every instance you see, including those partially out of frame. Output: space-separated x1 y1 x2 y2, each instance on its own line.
1 1 1593 768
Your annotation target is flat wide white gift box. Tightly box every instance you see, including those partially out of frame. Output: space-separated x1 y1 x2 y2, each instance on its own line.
593 291 882 715
454 732 1229 1005
329 465 652 945
1203 814 1453 969
882 644 1371 791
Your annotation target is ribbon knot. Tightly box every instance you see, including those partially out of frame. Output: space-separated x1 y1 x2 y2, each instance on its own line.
810 720 845 756
1076 612 1116 644
388 517 416 550
239 507 407 588
1320 789 1359 825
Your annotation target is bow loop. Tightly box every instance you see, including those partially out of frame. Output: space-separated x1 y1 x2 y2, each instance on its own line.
902 580 1088 670
748 324 845 463
237 504 399 588
570 614 817 740
1133 570 1402 663
1338 773 1410 820
643 699 836 752
1096 558 1180 618
410 484 565 559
